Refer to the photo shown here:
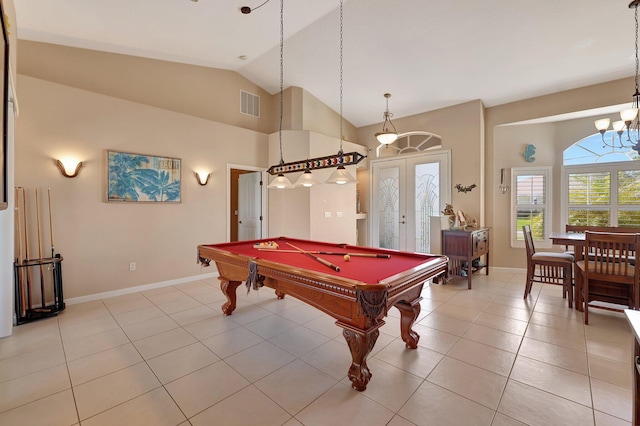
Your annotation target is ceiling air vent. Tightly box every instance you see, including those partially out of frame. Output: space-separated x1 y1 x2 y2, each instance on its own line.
240 91 260 118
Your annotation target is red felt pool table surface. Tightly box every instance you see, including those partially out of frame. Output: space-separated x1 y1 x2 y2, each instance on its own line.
197 236 448 391
200 236 441 285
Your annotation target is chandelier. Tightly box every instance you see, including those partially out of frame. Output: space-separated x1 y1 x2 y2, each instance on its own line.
325 0 357 185
266 0 293 189
593 0 640 154
267 0 364 188
374 93 399 145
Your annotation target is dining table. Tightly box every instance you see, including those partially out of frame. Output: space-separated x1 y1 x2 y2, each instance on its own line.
549 231 586 260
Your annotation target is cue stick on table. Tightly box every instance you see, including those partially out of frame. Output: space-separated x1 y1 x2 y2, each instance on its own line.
258 248 391 258
285 242 341 272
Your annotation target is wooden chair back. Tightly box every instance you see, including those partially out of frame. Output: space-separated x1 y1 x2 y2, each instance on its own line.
566 225 640 255
566 225 640 234
581 231 640 321
522 225 574 307
584 231 639 284
523 224 536 260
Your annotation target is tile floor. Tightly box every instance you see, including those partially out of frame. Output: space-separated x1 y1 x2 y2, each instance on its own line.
0 271 634 425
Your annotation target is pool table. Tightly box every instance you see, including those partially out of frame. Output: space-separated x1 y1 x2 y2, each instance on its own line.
197 237 448 391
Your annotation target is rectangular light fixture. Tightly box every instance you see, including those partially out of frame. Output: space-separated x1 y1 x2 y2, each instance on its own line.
267 151 365 175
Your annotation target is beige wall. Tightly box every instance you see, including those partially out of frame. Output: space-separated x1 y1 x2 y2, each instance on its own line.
267 130 362 245
17 40 278 134
12 41 368 303
485 77 634 267
308 133 360 245
356 100 485 223
493 122 556 268
15 75 268 298
7 30 639 317
267 130 312 240
493 116 613 270
301 89 359 143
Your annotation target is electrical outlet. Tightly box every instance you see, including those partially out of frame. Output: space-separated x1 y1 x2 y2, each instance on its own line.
129 262 136 271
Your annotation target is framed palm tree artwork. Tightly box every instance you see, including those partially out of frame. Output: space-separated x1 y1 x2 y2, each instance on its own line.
107 150 181 203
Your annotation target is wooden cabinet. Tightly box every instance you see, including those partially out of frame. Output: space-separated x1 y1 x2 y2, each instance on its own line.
441 227 490 289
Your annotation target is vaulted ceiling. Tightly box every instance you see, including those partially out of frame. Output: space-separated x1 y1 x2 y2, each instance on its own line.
13 0 637 127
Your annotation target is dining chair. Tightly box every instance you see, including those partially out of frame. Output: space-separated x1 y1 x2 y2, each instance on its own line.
575 231 640 325
523 225 574 308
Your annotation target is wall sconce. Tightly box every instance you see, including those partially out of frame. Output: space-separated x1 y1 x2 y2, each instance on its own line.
195 171 211 186
55 159 83 178
499 168 509 194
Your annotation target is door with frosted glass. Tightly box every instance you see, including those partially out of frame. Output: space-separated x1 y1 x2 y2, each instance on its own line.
371 152 450 253
372 160 405 250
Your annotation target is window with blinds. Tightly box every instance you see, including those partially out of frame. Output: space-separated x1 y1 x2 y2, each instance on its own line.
567 171 610 226
618 169 640 227
564 167 640 227
562 132 640 228
511 167 552 248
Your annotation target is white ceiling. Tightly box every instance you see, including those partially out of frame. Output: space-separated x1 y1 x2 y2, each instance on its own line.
12 0 638 127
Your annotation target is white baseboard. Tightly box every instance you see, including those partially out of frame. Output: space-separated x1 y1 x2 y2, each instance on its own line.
65 266 526 306
65 272 218 305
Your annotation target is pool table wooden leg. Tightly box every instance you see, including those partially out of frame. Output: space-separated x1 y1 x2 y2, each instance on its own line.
342 327 379 391
220 279 242 315
395 299 421 349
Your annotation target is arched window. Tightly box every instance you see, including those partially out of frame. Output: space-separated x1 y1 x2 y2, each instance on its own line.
562 131 640 227
564 132 639 165
376 131 442 158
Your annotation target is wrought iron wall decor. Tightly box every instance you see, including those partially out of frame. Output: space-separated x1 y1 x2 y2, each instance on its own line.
454 183 476 193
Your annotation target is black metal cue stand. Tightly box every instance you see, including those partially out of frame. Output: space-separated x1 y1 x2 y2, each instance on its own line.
14 254 65 325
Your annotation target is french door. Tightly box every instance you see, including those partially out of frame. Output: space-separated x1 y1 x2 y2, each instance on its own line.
371 151 450 253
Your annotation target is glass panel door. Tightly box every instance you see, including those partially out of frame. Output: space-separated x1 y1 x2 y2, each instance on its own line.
372 160 404 250
412 161 440 253
371 152 450 253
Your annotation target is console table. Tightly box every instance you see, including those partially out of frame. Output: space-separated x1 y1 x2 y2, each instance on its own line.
441 227 490 289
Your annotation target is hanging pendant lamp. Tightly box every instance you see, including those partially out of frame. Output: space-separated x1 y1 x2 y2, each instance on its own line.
267 0 293 189
294 165 321 187
375 93 399 145
592 0 640 154
326 0 357 185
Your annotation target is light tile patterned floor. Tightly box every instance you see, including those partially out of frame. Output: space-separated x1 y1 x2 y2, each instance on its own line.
0 272 634 425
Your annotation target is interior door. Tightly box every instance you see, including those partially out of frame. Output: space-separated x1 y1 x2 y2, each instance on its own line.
238 171 262 240
371 152 450 253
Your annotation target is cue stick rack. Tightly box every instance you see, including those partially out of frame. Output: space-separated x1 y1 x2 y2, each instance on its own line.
13 187 65 325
